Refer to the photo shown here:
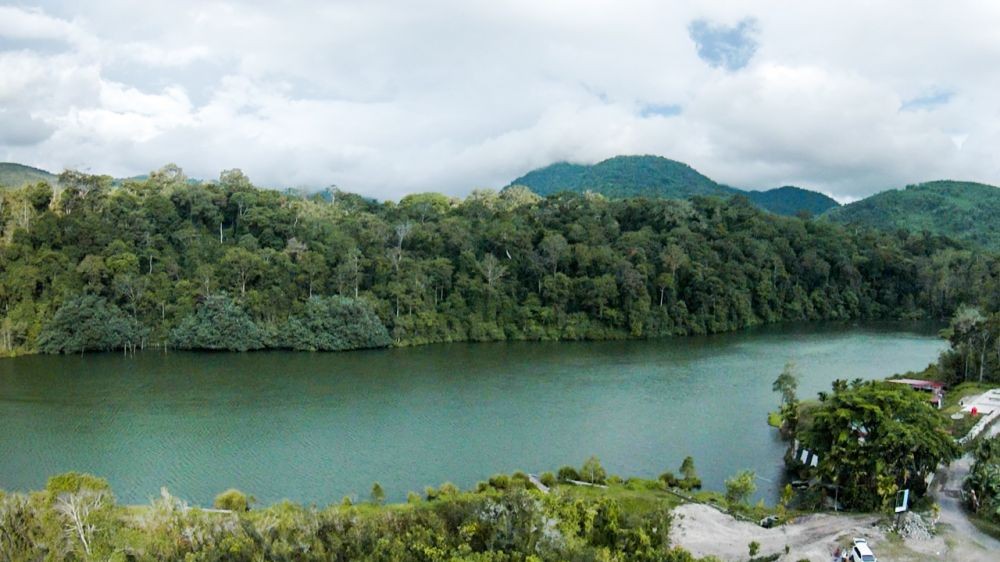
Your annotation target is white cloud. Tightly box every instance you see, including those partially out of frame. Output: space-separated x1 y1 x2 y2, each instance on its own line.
2 0 1000 201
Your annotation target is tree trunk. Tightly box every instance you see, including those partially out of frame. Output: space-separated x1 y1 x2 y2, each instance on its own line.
980 345 987 382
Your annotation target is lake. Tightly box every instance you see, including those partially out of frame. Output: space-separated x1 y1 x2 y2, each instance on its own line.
0 321 946 506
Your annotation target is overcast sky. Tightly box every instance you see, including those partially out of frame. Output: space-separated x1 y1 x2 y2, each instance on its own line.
2 1 1000 201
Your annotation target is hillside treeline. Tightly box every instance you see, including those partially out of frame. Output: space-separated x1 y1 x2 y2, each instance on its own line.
1 166 997 354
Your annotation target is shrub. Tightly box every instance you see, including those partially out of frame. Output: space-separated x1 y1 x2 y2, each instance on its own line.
724 470 756 508
170 293 264 351
213 489 251 511
539 472 556 487
679 477 702 491
45 472 112 497
370 482 385 505
659 471 679 487
557 466 580 482
38 295 146 354
580 456 607 484
279 296 391 351
488 474 511 490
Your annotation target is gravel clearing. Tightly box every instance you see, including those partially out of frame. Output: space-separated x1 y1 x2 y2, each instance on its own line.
669 503 995 561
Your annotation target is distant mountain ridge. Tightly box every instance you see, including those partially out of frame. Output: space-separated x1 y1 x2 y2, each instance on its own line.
823 180 1000 250
6 159 1000 250
747 186 842 217
508 155 730 199
506 155 841 216
0 162 58 189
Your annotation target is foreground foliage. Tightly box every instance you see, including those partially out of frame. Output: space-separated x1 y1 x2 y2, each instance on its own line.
0 472 719 562
966 436 1000 523
1 166 998 354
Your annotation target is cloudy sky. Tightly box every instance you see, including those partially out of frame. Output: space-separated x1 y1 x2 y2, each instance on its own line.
2 0 999 201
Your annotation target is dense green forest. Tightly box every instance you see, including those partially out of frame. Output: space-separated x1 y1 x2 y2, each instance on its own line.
506 155 840 216
824 180 1000 250
0 471 721 562
745 186 840 217
937 306 1000 385
1 165 998 355
508 156 727 199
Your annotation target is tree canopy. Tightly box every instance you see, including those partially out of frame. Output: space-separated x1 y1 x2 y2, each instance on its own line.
36 294 145 354
800 381 960 511
1 166 997 355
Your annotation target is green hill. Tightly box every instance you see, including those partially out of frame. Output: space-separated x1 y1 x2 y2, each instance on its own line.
507 155 735 199
746 186 840 217
0 162 57 189
823 180 1000 249
507 155 840 216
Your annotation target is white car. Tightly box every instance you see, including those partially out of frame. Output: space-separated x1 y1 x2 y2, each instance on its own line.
850 538 877 562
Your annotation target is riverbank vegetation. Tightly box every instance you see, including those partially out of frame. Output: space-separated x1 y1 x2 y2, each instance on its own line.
2 165 998 355
0 471 728 562
937 307 1000 385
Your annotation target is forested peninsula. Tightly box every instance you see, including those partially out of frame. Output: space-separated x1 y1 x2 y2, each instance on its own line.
1 165 998 355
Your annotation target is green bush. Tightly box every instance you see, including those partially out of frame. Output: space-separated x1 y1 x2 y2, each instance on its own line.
279 296 391 351
370 482 385 505
558 466 580 482
213 488 251 511
37 295 145 354
488 474 511 490
659 471 679 487
580 456 607 484
170 293 264 351
539 472 556 487
679 477 702 491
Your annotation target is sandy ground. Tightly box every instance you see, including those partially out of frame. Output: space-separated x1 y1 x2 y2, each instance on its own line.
669 503 997 561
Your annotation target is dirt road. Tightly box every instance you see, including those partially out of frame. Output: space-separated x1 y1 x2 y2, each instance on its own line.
670 502 995 561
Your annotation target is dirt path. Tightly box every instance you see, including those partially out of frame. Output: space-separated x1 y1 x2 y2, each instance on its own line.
671 504 884 561
671 391 1000 561
933 452 1000 554
670 502 995 561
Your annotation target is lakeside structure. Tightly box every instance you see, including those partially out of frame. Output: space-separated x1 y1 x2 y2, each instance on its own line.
888 378 945 408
